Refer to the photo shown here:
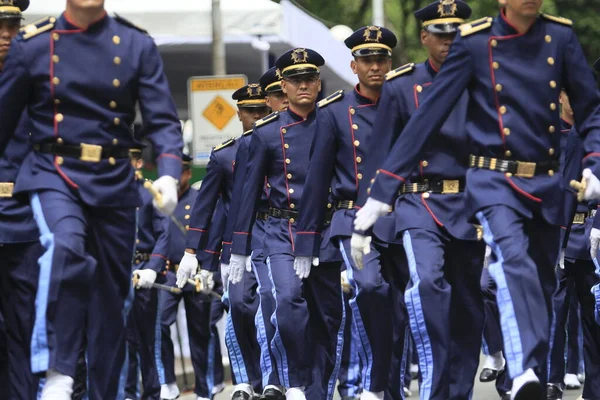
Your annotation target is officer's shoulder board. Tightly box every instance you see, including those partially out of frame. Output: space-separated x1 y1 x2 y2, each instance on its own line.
114 13 149 35
254 111 279 128
20 16 56 41
542 13 573 27
213 137 236 152
242 129 253 137
385 63 415 81
317 90 344 108
459 17 493 37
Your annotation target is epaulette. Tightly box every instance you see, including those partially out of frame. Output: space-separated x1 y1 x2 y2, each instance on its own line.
542 14 573 27
317 90 344 108
242 129 253 137
254 111 279 128
20 16 56 41
114 13 149 34
459 17 493 37
213 137 236 152
385 63 415 81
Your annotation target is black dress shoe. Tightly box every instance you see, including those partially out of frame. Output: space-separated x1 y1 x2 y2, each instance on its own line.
480 368 502 382
232 390 252 400
262 388 286 400
513 381 542 400
546 384 563 400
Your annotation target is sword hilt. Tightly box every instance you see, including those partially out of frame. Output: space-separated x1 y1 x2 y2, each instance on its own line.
570 178 587 202
132 273 140 288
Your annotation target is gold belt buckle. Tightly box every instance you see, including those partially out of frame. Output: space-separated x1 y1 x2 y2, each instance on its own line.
515 162 536 178
80 143 103 162
442 180 460 194
573 213 586 224
0 182 14 198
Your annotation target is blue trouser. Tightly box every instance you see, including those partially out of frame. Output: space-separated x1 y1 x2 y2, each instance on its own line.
339 239 407 394
224 262 261 391
477 205 560 385
549 259 600 398
0 241 42 399
125 271 162 400
159 271 224 398
266 253 344 397
30 189 136 399
337 291 362 399
402 227 485 400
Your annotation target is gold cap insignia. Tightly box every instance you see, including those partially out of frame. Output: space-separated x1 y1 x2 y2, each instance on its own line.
275 68 283 80
291 48 309 64
363 26 382 43
438 0 457 17
0 0 15 6
247 84 262 97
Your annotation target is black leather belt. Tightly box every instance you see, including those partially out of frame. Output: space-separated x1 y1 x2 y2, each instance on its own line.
257 211 269 221
134 252 152 264
34 142 131 162
401 179 465 194
470 155 559 178
573 209 597 224
268 207 299 221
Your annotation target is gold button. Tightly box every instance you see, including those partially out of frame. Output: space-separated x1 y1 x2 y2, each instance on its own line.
327 203 332 209
289 188 294 194
423 192 430 199
505 150 512 157
370 178 375 184
56 138 63 144
52 55 59 63
549 126 556 133
491 39 498 47
350 108 355 115
113 79 121 88
113 35 121 45
549 148 555 155
284 143 289 149
422 160 429 167
55 113 64 123
354 140 360 147
287 173 292 179
549 80 557 89
54 99 60 105
185 225 189 230
357 173 363 180
282 128 287 134
53 77 60 85
545 35 552 43
416 85 423 93
356 156 362 163
500 106 507 114
290 203 296 209
185 205 191 210
114 117 121 125
329 187 332 192
506 172 513 177
112 138 118 145
114 56 121 65
110 101 117 109
492 61 499 69
548 170 555 176
136 260 140 264
185 215 190 220
289 218 295 224
547 57 554 65
56 156 64 165
550 103 556 110
285 158 290 164
495 84 503 92
503 128 511 136
52 33 59 41
266 183 271 188
136 239 140 244
352 124 358 130
108 157 116 166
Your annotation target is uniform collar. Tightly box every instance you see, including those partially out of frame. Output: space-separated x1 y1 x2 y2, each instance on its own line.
354 85 378 105
496 8 538 37
178 186 190 200
425 59 439 77
287 106 316 122
61 10 108 31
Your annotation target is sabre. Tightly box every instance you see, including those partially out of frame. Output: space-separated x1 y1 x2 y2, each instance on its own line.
186 276 222 300
570 178 587 202
132 273 183 294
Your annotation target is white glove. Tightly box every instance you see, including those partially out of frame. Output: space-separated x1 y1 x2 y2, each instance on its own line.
350 233 372 270
293 256 319 279
220 263 230 288
133 269 157 289
559 249 565 270
582 169 600 201
152 175 178 216
229 254 251 285
590 228 600 259
354 198 391 231
483 246 492 269
176 251 198 289
196 269 215 292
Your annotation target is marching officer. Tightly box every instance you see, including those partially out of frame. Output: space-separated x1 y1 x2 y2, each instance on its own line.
355 0 600 398
292 26 403 400
221 67 289 400
125 148 170 400
158 155 225 400
0 0 183 398
0 1 41 398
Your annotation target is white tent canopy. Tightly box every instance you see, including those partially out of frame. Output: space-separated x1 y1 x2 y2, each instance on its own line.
24 0 356 118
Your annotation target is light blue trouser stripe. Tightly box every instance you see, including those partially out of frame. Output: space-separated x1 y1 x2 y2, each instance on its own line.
339 240 374 391
155 291 166 385
402 231 434 400
547 308 557 381
29 193 54 374
347 321 362 396
398 325 410 400
225 312 249 383
252 260 274 389
476 212 524 377
326 276 346 400
207 312 215 396
266 256 290 388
